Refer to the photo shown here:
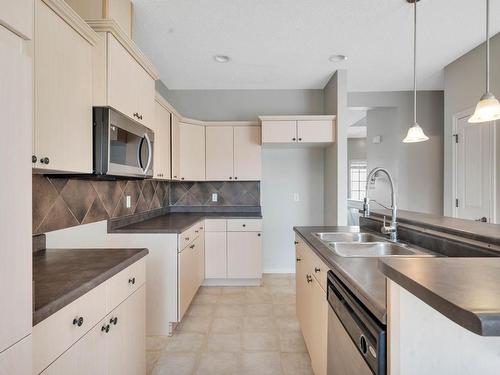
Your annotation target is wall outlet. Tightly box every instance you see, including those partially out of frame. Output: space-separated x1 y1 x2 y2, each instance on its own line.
293 193 300 202
126 195 131 208
211 193 218 202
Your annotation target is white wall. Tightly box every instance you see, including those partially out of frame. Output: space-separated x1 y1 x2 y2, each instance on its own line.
444 33 500 220
261 148 325 273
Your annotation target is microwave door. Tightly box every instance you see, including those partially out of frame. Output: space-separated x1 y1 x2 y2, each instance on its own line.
108 124 146 178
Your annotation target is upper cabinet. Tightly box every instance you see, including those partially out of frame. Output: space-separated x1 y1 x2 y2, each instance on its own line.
260 116 336 145
88 20 159 129
64 0 132 37
172 119 206 181
153 95 172 180
33 0 98 173
206 124 262 181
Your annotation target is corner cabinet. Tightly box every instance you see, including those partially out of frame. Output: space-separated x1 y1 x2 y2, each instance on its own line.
260 116 336 145
172 119 206 181
33 0 98 173
153 95 172 180
205 124 262 181
295 234 328 375
88 19 159 130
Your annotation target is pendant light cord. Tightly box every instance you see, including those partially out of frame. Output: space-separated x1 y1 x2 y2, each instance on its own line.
486 0 490 93
413 0 417 125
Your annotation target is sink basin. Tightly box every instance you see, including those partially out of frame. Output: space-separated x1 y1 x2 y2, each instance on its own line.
328 242 432 258
315 232 383 243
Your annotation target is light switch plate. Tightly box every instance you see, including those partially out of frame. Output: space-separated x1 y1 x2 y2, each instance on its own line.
212 193 218 202
126 195 131 208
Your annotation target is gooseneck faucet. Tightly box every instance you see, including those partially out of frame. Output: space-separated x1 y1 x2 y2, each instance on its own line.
362 167 398 242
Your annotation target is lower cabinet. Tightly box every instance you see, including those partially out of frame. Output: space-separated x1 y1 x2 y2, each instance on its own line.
295 235 328 375
227 231 262 278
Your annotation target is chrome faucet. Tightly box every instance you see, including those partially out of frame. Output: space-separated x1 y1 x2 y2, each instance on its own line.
362 167 398 242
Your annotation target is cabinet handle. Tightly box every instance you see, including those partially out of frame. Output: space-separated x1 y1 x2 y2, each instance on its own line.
294 241 299 245
128 277 136 285
72 316 84 327
110 317 118 325
314 267 321 273
296 258 301 262
292 138 296 141
133 112 139 118
139 114 143 120
40 157 50 164
181 177 185 180
298 138 302 141
190 244 195 249
242 224 246 227
229 177 232 180
185 237 190 241
195 230 199 233
32 155 37 163
234 177 238 180
101 324 110 333
257 233 261 237
306 275 313 283
199 227 203 230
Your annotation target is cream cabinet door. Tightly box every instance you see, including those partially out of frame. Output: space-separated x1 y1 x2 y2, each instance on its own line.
179 245 197 320
234 126 262 180
107 34 135 121
204 232 227 279
0 335 31 375
227 232 262 279
153 100 171 179
261 120 296 143
34 0 93 173
0 25 32 353
196 234 205 286
106 287 146 375
297 120 334 143
308 276 328 375
206 126 234 181
179 122 205 181
135 64 155 128
0 0 32 38
171 114 181 180
41 321 106 375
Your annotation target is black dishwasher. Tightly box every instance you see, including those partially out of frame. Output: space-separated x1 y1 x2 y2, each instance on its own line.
327 271 386 375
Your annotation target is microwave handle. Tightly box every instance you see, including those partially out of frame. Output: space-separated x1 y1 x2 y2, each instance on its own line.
143 133 152 174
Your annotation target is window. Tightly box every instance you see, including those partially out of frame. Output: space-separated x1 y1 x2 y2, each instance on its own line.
349 161 367 201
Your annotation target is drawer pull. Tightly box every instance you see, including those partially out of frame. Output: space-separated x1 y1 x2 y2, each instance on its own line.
257 233 261 237
189 244 195 249
199 227 203 230
306 275 313 283
110 317 118 325
101 324 110 333
72 317 84 327
242 224 246 227
314 267 321 273
294 241 299 245
195 230 199 233
185 237 190 241
296 258 301 262
128 277 136 285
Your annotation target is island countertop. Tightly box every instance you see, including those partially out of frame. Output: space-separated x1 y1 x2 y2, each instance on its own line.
33 248 148 325
380 257 500 336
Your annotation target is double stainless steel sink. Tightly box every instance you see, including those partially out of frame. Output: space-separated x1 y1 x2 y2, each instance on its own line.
314 232 433 258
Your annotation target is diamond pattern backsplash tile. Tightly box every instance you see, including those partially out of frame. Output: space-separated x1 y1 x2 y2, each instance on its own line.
32 175 170 235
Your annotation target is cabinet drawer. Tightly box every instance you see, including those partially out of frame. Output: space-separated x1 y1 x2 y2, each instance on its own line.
33 283 106 374
106 258 145 313
227 219 262 232
204 219 226 232
178 223 202 250
297 237 328 293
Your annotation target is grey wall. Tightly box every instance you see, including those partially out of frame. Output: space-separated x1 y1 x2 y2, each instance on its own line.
156 81 324 121
444 33 500 220
349 91 444 215
323 70 348 225
347 138 367 164
261 148 324 273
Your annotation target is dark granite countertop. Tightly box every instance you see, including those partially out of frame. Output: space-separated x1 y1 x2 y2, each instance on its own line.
110 211 262 234
294 226 388 324
33 248 148 325
379 257 500 336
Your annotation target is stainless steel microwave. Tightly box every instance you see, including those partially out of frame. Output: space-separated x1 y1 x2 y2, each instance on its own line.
93 107 154 178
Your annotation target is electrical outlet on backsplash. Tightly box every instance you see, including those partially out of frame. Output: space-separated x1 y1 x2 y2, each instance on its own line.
32 175 260 234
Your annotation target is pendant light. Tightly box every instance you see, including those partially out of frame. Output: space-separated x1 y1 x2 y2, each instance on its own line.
469 0 500 123
403 0 429 143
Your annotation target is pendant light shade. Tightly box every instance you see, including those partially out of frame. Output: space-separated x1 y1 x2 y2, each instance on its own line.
470 0 500 123
403 0 429 143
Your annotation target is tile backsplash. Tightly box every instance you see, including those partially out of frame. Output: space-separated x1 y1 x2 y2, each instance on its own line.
32 175 260 234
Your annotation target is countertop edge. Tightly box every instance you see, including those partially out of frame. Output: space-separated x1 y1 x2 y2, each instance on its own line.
378 260 493 336
33 248 149 326
292 226 387 325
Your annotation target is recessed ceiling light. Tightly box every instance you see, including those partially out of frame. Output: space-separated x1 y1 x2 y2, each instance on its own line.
214 55 230 63
329 54 347 62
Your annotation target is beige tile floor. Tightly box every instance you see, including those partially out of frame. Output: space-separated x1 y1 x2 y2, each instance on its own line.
147 274 313 375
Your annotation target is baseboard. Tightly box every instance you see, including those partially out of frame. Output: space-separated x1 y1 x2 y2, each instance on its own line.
262 268 296 274
202 278 262 287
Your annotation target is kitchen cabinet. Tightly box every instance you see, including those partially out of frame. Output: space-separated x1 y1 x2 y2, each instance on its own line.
171 114 181 180
0 336 32 375
63 0 132 37
295 235 328 375
234 126 262 180
205 222 227 279
177 121 205 181
88 20 158 129
153 96 172 180
260 116 336 145
227 231 262 278
34 0 97 173
0 0 33 38
0 19 32 361
206 126 234 180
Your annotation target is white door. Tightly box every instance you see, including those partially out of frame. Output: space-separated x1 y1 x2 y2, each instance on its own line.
454 115 495 222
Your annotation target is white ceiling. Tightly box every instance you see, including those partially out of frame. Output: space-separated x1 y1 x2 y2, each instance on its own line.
132 0 500 91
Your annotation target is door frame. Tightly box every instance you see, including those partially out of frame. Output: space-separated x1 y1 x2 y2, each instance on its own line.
451 107 497 222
